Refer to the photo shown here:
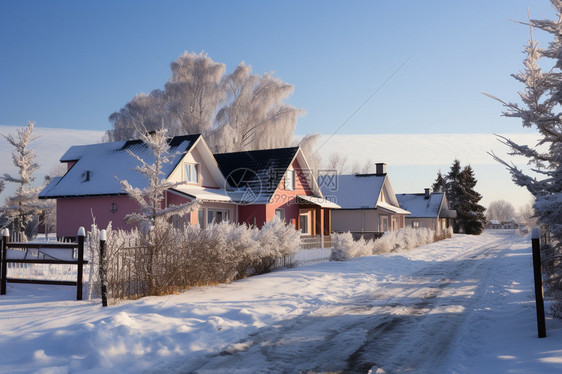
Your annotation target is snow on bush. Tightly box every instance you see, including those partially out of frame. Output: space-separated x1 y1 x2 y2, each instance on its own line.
331 227 453 261
86 220 302 304
330 232 371 261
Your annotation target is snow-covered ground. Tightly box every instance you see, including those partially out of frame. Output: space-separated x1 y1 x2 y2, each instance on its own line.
0 231 561 373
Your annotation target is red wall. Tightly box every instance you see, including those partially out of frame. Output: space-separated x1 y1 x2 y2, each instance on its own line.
236 159 313 228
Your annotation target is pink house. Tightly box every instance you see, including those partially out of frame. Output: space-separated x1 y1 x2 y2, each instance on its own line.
39 135 236 238
40 135 338 247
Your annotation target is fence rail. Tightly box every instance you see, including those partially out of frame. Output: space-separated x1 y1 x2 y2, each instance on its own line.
300 235 332 249
0 228 87 300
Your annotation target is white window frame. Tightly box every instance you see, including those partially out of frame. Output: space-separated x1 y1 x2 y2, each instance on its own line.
184 163 199 184
275 208 286 222
285 169 295 191
380 216 389 232
299 211 312 235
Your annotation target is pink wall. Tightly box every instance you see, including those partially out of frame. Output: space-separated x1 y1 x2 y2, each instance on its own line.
56 191 196 238
56 195 138 238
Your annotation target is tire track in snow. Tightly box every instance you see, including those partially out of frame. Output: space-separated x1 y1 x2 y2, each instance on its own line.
185 234 515 374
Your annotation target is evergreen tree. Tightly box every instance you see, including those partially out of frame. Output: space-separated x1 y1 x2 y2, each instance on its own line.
437 159 486 234
456 165 486 235
446 159 464 233
432 170 447 193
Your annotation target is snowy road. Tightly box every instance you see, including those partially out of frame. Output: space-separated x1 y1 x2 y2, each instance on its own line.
2 232 561 374
188 234 513 373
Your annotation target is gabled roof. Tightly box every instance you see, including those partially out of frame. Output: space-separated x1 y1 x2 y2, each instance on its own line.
320 173 408 214
214 147 322 204
39 134 201 199
396 192 456 219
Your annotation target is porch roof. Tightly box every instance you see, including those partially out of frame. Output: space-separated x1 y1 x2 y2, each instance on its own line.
376 201 411 215
296 195 341 209
170 185 234 203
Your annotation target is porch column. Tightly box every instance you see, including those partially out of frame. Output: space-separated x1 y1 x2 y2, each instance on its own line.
319 208 325 248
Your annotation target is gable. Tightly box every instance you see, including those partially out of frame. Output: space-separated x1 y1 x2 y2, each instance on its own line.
167 137 227 189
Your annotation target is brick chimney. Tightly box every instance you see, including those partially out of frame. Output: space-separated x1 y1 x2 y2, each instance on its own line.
375 163 386 176
424 188 431 199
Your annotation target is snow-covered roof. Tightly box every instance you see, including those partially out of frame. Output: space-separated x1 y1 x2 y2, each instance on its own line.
320 174 406 213
396 192 455 219
396 193 443 218
39 135 200 198
320 174 384 209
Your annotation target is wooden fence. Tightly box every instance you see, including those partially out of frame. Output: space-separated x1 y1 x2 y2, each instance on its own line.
0 227 87 300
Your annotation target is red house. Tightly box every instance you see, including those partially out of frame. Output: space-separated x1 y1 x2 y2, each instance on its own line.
215 147 339 248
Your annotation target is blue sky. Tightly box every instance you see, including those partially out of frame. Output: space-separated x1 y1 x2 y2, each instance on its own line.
0 0 554 135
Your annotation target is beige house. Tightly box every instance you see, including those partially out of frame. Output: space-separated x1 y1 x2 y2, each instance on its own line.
396 189 456 233
320 163 410 239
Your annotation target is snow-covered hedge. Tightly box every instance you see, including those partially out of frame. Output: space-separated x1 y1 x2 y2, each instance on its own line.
87 219 301 303
331 227 453 261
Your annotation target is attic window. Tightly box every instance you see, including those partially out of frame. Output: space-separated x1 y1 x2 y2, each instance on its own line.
285 169 295 191
184 163 199 184
81 170 91 182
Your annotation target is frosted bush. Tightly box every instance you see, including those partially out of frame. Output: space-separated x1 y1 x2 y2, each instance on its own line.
330 232 355 261
372 227 451 255
253 218 301 274
331 232 372 261
87 219 301 303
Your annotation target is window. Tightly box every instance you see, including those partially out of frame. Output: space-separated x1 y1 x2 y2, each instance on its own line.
171 213 190 229
275 209 285 222
300 212 311 235
184 163 198 184
380 216 389 232
285 169 295 190
198 209 205 229
200 208 231 228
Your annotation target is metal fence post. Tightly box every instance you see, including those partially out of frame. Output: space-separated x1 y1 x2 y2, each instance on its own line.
1 229 8 295
532 228 547 338
99 229 108 307
76 227 85 301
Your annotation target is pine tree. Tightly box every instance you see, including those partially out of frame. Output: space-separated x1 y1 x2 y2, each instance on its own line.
438 160 486 234
446 159 464 233
457 165 486 235
1 122 48 240
432 170 447 193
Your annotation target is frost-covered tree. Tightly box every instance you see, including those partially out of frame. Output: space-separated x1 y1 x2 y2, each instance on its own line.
118 126 198 230
1 122 47 240
107 52 304 154
487 200 516 222
486 2 562 317
325 152 348 174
